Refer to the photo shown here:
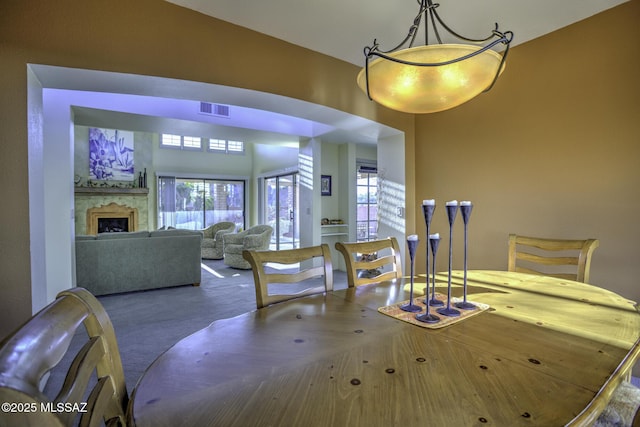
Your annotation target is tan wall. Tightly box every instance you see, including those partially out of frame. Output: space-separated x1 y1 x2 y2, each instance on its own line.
414 0 640 301
2 0 636 341
0 0 414 339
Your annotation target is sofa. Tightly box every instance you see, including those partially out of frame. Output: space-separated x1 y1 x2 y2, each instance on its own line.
75 229 203 296
223 225 273 269
201 222 236 259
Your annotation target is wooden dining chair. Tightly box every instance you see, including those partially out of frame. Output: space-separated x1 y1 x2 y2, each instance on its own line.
335 237 403 288
0 287 129 427
507 234 600 283
243 244 334 309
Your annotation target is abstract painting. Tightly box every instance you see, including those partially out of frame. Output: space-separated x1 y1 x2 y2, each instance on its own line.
89 127 134 180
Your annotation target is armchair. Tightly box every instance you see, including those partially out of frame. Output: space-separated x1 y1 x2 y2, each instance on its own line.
223 225 273 269
201 221 236 259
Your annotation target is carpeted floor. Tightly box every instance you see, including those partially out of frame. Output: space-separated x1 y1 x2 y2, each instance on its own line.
44 259 347 395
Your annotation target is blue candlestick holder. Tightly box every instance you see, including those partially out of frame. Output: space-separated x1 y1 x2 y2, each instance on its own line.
422 203 443 307
401 236 422 313
438 202 461 317
455 202 476 310
417 235 440 324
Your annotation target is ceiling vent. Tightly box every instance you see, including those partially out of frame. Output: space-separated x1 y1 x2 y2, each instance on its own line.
199 102 230 118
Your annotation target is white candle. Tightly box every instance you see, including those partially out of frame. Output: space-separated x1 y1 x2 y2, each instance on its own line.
407 234 419 241
460 200 472 206
422 199 435 206
429 233 440 240
446 200 458 206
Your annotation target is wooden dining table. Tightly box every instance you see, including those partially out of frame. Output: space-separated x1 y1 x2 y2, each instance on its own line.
130 270 640 426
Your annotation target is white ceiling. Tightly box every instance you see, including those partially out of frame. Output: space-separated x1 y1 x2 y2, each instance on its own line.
166 0 628 66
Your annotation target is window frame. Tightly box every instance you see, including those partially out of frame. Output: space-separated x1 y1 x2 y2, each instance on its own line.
161 133 245 154
160 133 203 151
181 136 203 151
157 175 246 231
160 133 182 149
356 162 378 242
207 138 245 154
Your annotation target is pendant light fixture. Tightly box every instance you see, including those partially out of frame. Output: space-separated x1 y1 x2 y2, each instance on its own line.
357 0 513 114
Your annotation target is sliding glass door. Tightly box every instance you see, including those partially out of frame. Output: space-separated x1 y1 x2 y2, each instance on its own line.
158 176 245 230
265 173 299 250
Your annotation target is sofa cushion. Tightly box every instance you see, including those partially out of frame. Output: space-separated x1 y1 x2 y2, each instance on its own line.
76 235 96 241
149 229 203 238
97 231 150 240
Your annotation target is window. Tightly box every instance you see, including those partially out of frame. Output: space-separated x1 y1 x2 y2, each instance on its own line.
161 134 244 154
208 139 226 152
227 140 244 153
157 176 245 231
161 134 202 150
161 134 181 148
182 136 202 150
356 162 378 242
208 138 244 154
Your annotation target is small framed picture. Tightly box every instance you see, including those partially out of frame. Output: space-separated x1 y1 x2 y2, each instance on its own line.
321 175 332 196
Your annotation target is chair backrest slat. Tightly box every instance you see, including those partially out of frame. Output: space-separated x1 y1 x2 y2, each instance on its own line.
517 251 579 266
83 376 117 427
56 336 105 407
243 244 334 309
335 237 403 288
268 266 328 284
0 287 128 426
508 234 599 283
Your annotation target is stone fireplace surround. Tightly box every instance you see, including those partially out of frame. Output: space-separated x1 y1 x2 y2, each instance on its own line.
86 202 138 235
74 187 149 235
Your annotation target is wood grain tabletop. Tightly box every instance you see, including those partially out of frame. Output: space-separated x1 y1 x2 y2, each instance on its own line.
130 270 640 427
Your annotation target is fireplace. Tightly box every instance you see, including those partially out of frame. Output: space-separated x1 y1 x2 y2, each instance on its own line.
98 217 129 233
87 202 138 235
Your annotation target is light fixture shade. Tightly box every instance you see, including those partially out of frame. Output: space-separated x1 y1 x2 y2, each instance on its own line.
357 44 506 114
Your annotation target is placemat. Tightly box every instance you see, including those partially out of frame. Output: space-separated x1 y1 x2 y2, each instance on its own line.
378 293 490 329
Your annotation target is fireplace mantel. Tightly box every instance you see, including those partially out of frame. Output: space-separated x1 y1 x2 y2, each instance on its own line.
75 187 149 196
86 202 138 235
74 187 149 235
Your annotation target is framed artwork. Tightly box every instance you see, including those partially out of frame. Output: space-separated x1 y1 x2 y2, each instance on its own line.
89 127 134 180
321 175 332 196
